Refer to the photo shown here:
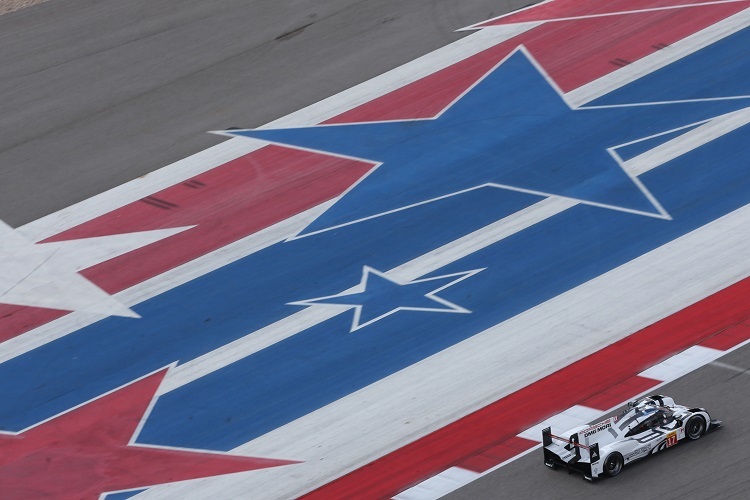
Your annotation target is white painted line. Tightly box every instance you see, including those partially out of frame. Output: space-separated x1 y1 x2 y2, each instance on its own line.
0 221 190 318
457 0 555 31
622 107 750 176
159 199 570 393
460 0 750 31
393 467 480 500
0 203 331 363
457 339 750 488
639 345 726 381
710 360 750 375
518 405 603 441
567 8 750 107
478 443 541 477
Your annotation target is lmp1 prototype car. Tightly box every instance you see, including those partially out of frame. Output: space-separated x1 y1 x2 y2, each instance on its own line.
542 394 721 481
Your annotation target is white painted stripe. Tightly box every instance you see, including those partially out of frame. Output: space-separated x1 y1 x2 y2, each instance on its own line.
639 345 725 381
461 0 750 31
457 339 750 488
437 343 746 493
0 202 330 363
133 198 750 500
304 329 738 499
518 405 603 442
464 336 750 486
566 8 750 108
457 0 555 31
0 224 194 318
710 360 750 375
623 107 750 176
159 198 573 393
478 443 541 477
393 467 480 500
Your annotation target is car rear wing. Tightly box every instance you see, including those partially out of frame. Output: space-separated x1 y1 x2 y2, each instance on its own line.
542 427 600 480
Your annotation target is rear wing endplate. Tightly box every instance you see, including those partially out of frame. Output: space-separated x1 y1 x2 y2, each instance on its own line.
542 427 600 464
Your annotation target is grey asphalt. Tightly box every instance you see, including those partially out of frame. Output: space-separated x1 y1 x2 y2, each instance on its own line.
448 343 750 500
0 0 530 227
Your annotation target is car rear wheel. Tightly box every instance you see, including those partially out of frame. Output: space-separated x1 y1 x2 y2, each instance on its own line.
686 415 706 440
603 452 624 477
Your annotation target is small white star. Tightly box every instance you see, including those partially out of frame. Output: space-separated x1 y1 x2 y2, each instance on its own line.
289 266 483 332
0 220 192 318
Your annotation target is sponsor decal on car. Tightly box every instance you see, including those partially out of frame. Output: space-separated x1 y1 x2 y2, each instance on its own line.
665 431 679 448
583 422 612 438
624 447 649 461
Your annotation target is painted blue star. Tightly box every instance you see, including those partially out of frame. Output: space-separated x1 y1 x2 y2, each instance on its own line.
222 46 750 237
288 266 481 332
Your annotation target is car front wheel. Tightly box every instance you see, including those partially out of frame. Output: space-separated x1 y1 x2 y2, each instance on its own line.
603 452 624 477
686 415 706 440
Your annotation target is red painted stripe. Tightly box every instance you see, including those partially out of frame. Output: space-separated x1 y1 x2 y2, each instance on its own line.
51 148 373 296
0 150 372 342
459 454 499 474
302 275 750 499
475 0 749 26
541 5 748 91
0 369 297 499
582 375 662 411
0 306 63 344
460 436 538 473
700 321 750 350
329 2 746 125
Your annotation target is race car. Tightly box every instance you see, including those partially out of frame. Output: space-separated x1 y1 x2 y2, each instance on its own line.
542 394 721 481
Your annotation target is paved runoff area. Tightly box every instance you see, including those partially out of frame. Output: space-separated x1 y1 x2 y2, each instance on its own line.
2 1 750 499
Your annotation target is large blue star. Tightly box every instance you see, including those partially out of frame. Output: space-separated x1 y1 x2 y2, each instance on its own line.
289 266 481 332
224 46 749 236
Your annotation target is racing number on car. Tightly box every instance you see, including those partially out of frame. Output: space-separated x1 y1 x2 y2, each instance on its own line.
666 431 678 448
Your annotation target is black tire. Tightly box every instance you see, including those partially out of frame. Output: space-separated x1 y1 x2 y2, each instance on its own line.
686 415 706 440
603 452 624 477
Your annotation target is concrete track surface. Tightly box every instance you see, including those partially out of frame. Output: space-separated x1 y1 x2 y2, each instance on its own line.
449 343 750 500
0 0 529 226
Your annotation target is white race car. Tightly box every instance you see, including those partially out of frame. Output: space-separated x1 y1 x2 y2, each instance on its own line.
542 394 721 480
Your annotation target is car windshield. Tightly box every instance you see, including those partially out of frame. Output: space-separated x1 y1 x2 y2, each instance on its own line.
641 407 673 420
624 407 674 437
620 404 657 420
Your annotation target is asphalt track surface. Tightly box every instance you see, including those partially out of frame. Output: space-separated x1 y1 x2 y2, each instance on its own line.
449 344 750 500
3 2 750 499
0 0 529 227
